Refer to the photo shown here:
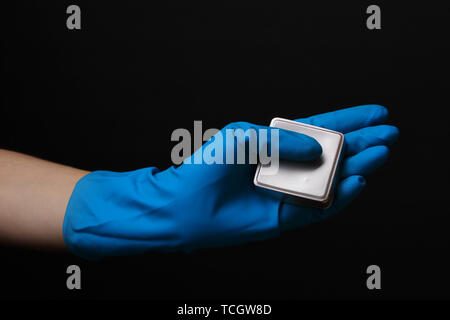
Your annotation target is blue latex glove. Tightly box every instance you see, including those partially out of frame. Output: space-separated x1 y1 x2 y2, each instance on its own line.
63 105 399 259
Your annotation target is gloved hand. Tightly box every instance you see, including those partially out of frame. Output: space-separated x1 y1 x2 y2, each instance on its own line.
63 105 399 259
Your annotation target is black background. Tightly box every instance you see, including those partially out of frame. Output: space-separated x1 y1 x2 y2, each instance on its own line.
2 1 450 300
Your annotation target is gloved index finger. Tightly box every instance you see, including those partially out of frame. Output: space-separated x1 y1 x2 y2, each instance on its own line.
295 105 389 134
344 124 399 156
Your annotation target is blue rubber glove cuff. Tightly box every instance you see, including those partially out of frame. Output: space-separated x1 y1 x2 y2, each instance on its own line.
63 167 281 260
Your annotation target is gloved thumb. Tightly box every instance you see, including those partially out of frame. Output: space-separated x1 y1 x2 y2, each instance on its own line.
225 121 322 162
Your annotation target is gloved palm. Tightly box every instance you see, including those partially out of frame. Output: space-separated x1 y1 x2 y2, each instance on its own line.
64 105 398 259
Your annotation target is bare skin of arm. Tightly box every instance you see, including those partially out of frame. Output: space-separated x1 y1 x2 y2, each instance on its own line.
0 149 88 249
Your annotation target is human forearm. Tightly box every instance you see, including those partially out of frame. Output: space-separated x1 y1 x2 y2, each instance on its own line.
0 149 88 249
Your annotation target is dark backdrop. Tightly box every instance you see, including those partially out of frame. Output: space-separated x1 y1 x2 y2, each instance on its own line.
2 1 449 299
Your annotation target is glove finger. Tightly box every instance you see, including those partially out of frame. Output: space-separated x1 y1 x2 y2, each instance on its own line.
273 127 323 161
227 122 322 162
325 175 366 217
340 145 390 178
344 125 399 156
279 175 366 230
296 105 389 134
